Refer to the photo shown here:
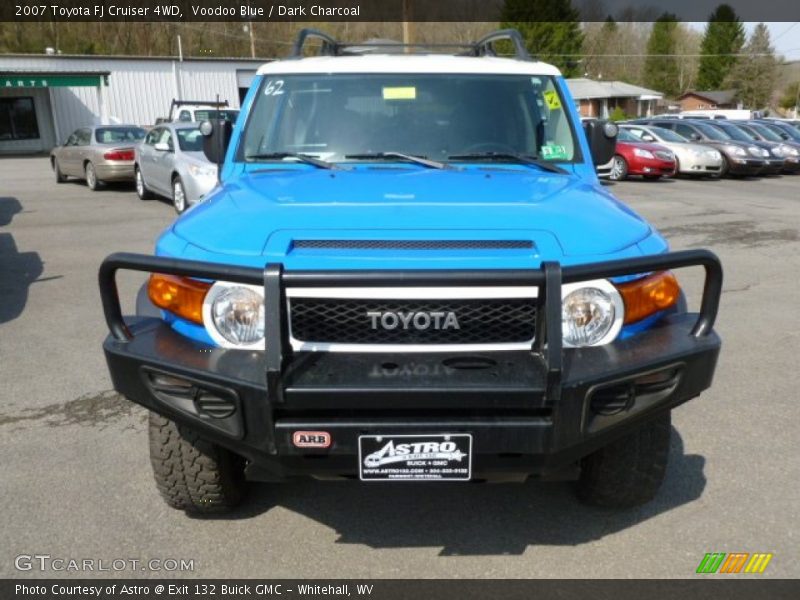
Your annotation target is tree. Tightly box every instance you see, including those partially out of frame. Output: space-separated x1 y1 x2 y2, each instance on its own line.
501 0 584 76
780 82 800 113
725 23 778 109
696 4 745 90
643 14 681 97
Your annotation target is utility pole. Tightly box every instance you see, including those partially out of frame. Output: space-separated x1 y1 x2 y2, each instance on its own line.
247 1 256 58
402 0 414 52
249 24 256 58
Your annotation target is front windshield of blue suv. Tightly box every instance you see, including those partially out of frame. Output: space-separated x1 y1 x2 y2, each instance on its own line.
240 74 578 163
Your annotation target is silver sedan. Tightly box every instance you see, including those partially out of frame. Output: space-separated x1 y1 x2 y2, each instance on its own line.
621 124 723 177
50 125 146 190
134 123 218 213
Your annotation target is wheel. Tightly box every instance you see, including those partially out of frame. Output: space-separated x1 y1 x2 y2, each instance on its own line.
719 155 730 177
576 412 671 508
85 161 102 191
149 412 247 513
608 155 628 181
172 176 188 214
135 166 153 200
53 158 66 183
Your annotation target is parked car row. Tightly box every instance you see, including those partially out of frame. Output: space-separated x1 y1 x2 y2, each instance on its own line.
598 117 800 182
50 123 218 213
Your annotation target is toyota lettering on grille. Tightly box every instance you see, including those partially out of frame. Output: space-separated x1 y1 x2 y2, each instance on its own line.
366 310 460 331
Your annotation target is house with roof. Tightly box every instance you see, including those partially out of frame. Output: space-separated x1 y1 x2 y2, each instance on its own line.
677 90 741 111
566 78 664 119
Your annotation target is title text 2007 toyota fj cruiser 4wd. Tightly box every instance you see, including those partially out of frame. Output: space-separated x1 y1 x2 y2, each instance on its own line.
99 30 722 513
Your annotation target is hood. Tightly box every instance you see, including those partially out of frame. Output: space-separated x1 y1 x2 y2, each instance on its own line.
617 140 670 153
168 166 655 268
181 151 216 166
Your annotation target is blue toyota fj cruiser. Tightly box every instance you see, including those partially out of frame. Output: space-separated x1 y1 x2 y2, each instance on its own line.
100 30 722 513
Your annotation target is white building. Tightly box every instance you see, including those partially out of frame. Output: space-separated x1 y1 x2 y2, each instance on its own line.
0 54 267 154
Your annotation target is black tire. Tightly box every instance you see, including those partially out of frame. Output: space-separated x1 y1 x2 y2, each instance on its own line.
135 166 153 200
576 412 671 508
53 158 67 183
719 155 730 177
609 155 628 181
85 161 102 191
148 412 247 513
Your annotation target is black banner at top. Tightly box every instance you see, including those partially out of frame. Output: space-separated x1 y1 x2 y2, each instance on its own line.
2 0 800 22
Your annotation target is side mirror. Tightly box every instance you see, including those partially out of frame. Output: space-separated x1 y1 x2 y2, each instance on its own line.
154 142 170 152
690 133 701 141
582 119 618 166
201 119 233 165
642 134 655 142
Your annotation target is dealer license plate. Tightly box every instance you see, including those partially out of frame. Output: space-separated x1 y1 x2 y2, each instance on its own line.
358 434 472 481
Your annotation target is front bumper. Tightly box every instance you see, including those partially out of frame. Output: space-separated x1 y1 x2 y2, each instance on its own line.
99 251 722 481
677 154 722 175
628 158 676 177
726 157 766 175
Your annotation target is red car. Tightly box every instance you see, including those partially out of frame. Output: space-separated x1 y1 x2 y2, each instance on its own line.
609 128 677 181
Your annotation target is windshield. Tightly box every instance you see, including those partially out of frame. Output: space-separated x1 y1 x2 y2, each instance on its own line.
176 128 204 151
694 122 730 141
617 129 640 142
240 74 579 164
95 127 145 144
767 123 800 141
649 126 687 143
731 124 760 141
747 123 782 142
711 123 751 142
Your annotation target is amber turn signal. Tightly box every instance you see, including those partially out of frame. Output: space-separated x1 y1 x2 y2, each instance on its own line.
147 274 211 325
616 271 680 325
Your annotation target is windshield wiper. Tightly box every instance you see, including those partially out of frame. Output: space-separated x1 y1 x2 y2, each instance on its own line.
448 152 567 174
344 152 455 170
245 152 345 170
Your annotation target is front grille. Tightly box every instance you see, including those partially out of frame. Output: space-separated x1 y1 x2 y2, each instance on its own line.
290 298 537 345
654 151 674 161
293 239 533 250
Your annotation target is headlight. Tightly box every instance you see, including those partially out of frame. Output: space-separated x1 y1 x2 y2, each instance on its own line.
203 282 265 349
561 280 624 348
188 163 217 178
707 150 721 159
730 146 747 157
633 148 655 159
778 144 798 157
747 145 762 157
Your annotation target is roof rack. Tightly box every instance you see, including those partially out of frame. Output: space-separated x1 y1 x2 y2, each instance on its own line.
289 28 533 61
169 99 229 108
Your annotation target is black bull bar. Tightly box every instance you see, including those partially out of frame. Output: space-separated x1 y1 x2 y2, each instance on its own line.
99 248 722 408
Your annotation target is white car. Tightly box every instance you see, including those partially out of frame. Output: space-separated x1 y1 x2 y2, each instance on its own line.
134 123 218 213
621 124 723 177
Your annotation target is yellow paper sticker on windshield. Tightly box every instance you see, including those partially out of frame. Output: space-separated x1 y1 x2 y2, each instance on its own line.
543 90 562 110
383 87 417 100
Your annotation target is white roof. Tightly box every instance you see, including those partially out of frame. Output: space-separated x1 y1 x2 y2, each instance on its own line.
567 78 663 100
256 54 561 77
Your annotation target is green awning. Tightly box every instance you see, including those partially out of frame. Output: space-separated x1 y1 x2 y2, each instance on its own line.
2 73 108 88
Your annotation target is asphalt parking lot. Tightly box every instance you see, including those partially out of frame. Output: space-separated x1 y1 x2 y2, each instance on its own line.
1 157 798 579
